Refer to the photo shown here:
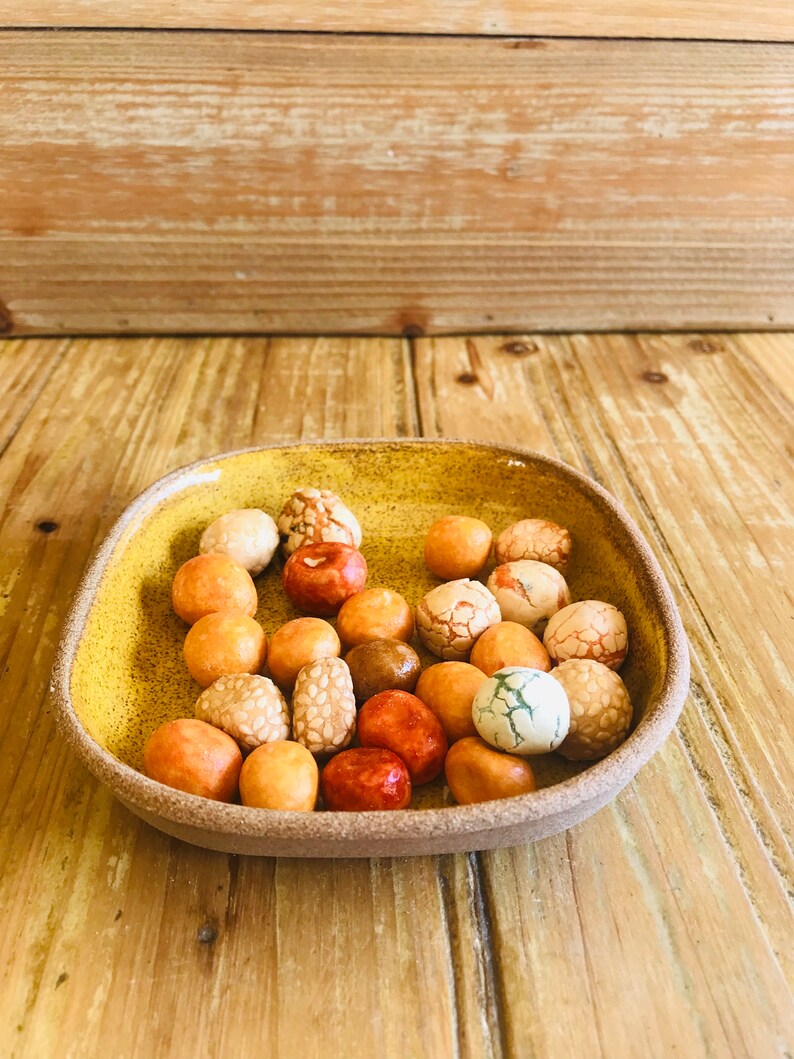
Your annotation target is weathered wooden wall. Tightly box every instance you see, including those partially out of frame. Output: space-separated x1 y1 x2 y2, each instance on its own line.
1 32 793 335
3 0 793 39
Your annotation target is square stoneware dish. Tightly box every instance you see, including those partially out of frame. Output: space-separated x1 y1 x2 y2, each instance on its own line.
53 440 689 857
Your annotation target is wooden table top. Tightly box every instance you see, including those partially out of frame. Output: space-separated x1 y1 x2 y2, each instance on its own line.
1 332 792 1059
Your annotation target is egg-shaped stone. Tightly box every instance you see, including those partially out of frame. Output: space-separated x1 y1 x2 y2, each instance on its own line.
415 578 501 661
494 518 572 574
472 666 570 755
543 599 628 670
551 658 633 760
195 673 290 750
199 508 279 576
486 560 571 634
292 656 357 756
277 487 362 557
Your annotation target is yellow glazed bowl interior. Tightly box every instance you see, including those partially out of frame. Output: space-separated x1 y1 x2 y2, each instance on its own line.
55 440 689 856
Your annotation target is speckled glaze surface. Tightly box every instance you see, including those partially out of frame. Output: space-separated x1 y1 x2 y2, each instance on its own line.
52 440 689 857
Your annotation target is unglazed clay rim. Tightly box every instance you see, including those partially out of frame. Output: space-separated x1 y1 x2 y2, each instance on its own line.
52 439 690 844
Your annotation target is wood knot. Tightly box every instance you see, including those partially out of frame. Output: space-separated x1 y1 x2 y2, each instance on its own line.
197 923 218 945
401 323 425 338
0 298 13 334
36 520 59 534
456 372 478 385
501 340 538 357
641 370 668 384
687 338 723 355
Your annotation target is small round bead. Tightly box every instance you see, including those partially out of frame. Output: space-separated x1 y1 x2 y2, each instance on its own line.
414 662 487 743
292 657 356 756
200 508 280 576
195 673 290 749
282 542 367 616
472 666 570 755
543 600 628 670
494 518 572 574
336 587 414 648
143 718 242 801
415 578 501 661
445 736 537 805
469 621 550 676
172 553 257 626
321 748 412 811
424 516 492 580
551 659 633 760
345 639 421 705
486 560 571 634
183 612 267 687
239 741 319 811
277 487 362 557
267 617 341 692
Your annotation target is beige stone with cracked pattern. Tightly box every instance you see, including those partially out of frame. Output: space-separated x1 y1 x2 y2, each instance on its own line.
551 658 633 760
494 518 572 574
415 578 501 661
544 599 628 670
486 560 571 634
277 486 362 556
195 673 290 749
292 656 357 755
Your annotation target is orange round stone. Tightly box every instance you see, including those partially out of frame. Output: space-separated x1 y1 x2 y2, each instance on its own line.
172 553 258 626
183 611 267 687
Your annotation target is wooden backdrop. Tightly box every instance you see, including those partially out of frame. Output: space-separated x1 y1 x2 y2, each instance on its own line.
1 13 793 334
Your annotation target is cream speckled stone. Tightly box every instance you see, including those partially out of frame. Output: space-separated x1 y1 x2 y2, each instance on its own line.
551 659 633 761
199 508 279 576
415 578 501 661
544 599 628 670
473 666 570 755
292 656 356 756
195 674 290 749
494 518 572 574
277 487 362 557
486 560 571 634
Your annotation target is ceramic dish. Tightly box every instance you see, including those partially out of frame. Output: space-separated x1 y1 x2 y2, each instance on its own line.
52 440 689 857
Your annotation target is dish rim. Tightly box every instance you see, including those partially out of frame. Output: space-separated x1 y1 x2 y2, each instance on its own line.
51 437 690 842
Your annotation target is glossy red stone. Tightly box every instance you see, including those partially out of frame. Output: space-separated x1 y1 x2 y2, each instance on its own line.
282 542 367 616
320 748 412 811
357 690 449 785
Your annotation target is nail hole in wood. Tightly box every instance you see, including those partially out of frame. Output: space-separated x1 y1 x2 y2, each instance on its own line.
0 298 13 334
688 339 723 355
502 340 538 357
36 520 59 534
641 371 668 384
197 923 218 944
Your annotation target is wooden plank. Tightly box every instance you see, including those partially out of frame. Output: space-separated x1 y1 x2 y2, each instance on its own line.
2 0 793 42
2 33 794 335
413 334 794 1059
0 336 494 1059
732 331 794 407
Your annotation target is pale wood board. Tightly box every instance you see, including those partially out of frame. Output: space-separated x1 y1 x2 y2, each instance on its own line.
0 333 792 1059
414 333 794 1057
2 33 794 335
2 0 793 41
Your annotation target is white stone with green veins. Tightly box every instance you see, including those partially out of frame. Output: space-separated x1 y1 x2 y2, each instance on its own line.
472 666 571 756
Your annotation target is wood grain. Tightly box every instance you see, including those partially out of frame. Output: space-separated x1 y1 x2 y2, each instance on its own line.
413 333 794 1058
0 337 476 1059
0 333 792 1059
2 0 793 41
2 33 794 335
